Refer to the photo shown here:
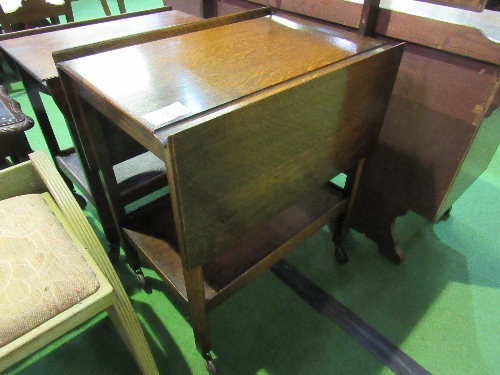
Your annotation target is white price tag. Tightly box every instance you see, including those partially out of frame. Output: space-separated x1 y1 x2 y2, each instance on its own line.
143 102 191 128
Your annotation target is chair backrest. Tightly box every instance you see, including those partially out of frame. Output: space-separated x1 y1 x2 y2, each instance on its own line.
0 0 74 32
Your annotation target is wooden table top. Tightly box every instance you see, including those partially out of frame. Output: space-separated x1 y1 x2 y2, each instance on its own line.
58 15 384 137
0 10 201 82
58 12 404 270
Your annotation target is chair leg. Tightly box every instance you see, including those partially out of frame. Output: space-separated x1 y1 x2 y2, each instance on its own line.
65 0 74 22
117 0 126 13
0 133 33 166
29 151 159 374
49 16 60 25
100 0 112 16
106 286 159 375
2 22 12 32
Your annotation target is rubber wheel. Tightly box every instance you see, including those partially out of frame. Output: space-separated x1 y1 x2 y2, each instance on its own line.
334 243 349 264
135 270 146 288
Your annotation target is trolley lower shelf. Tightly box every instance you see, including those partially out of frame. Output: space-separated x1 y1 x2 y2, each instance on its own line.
124 182 347 311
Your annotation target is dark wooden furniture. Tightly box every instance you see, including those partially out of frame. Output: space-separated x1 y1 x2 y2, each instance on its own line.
57 11 403 372
417 0 488 12
222 0 500 263
0 85 33 169
100 0 126 16
486 0 500 10
0 7 202 278
0 0 74 32
416 0 488 11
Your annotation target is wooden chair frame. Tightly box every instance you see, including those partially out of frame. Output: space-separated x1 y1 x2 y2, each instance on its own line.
0 151 159 375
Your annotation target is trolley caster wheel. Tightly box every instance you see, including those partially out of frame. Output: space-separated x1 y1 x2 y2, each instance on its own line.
204 358 217 375
334 243 349 264
135 269 147 288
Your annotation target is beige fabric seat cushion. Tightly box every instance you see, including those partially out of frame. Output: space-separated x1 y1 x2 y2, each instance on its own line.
0 194 100 348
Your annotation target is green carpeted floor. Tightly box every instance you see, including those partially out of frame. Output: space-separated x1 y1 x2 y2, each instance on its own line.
2 1 500 374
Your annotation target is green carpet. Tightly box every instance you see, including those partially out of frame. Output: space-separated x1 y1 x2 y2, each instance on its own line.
2 1 500 374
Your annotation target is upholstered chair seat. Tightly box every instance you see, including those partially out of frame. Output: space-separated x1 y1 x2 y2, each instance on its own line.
0 194 100 347
0 151 159 374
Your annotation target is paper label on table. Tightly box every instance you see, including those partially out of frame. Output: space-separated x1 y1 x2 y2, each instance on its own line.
143 102 191 128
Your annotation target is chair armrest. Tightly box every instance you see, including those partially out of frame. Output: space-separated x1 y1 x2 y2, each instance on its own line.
0 160 46 200
28 151 110 270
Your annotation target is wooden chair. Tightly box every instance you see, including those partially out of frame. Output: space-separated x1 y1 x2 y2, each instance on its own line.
0 85 33 168
0 0 74 33
0 150 159 375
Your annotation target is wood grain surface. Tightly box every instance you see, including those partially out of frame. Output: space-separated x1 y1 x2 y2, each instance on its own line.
0 10 200 81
